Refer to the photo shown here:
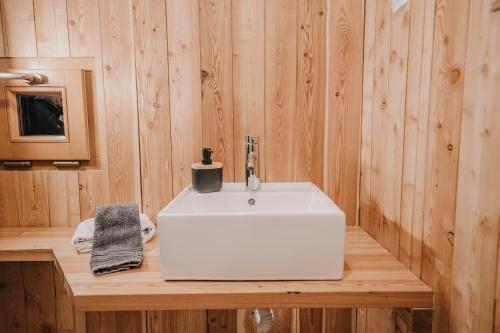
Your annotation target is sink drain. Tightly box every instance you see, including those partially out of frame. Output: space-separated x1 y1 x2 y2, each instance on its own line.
248 198 256 205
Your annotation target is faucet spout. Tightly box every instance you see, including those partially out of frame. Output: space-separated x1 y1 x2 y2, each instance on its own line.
245 135 260 190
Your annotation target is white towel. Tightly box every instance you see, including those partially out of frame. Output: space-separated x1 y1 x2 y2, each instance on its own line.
70 213 156 253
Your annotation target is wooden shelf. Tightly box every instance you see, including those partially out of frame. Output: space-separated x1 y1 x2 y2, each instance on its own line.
0 226 432 311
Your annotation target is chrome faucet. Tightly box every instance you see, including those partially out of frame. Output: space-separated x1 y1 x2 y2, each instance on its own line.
245 135 260 190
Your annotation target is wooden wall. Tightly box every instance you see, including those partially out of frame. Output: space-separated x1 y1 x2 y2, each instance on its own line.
0 0 364 332
1 0 498 332
359 0 500 332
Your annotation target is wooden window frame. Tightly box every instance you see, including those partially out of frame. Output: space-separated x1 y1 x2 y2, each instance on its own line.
5 86 70 143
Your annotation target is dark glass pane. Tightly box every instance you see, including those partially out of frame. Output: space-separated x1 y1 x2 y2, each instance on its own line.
16 93 64 136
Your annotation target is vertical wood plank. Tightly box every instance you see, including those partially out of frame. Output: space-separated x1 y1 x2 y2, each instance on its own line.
398 0 425 269
132 0 173 221
199 0 235 182
236 310 253 333
0 4 5 56
268 309 294 333
146 311 162 333
67 0 111 210
16 171 50 227
23 262 56 333
147 310 206 333
0 263 27 333
78 170 109 220
294 0 326 186
53 264 75 333
359 0 377 233
385 0 411 255
450 2 500 332
116 311 144 333
399 0 435 276
364 309 396 333
207 309 237 333
299 308 323 333
356 308 367 333
75 311 87 333
86 312 116 333
33 0 70 56
67 0 110 200
99 0 142 204
232 0 265 182
361 1 406 329
324 0 364 226
420 0 470 332
367 0 391 242
315 8 363 330
0 171 20 227
0 0 37 56
369 0 410 255
264 0 297 182
165 0 203 195
67 0 100 57
48 171 80 227
324 308 352 333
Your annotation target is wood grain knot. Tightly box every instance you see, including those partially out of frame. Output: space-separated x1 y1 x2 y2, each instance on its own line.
481 63 489 76
201 69 209 84
105 65 111 71
493 0 500 11
69 19 75 26
319 10 324 16
381 100 387 110
448 68 461 85
390 50 397 62
446 231 454 246
437 122 442 129
287 291 301 294
403 12 410 25
0 282 5 289
447 144 453 151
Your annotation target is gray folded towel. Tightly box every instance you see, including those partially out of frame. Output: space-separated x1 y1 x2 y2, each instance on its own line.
90 203 143 276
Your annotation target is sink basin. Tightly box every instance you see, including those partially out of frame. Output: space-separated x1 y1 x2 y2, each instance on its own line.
157 182 345 280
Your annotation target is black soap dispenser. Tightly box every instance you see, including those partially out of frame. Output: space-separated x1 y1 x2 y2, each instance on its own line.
191 148 223 193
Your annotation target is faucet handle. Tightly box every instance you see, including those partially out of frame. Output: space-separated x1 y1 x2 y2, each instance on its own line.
245 135 259 145
247 174 260 191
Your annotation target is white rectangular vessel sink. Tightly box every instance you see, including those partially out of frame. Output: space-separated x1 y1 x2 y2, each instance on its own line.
157 182 345 280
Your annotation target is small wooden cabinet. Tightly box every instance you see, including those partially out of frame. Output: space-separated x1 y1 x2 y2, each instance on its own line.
0 59 92 161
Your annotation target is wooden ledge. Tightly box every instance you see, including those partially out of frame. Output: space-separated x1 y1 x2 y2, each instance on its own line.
0 226 433 311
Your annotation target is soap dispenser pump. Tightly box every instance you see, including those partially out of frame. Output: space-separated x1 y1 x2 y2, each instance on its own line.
191 148 223 193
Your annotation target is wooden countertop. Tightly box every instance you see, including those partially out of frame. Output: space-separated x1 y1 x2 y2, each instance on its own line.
0 226 432 311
